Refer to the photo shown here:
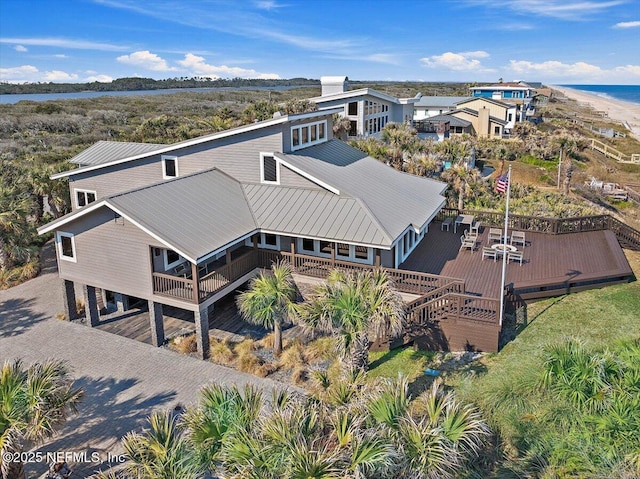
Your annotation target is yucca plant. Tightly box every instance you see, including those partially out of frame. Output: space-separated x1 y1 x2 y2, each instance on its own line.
122 411 204 479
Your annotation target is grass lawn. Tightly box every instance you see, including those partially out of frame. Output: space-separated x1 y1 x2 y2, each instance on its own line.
368 347 435 382
449 278 640 476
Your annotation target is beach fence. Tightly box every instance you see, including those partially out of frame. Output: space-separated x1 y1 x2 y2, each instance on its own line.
590 139 640 164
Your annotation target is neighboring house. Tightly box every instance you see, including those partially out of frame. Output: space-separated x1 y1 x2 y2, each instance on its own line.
39 108 447 358
469 81 535 121
310 76 420 138
413 114 473 140
412 96 470 120
455 97 517 131
449 107 508 139
532 88 552 108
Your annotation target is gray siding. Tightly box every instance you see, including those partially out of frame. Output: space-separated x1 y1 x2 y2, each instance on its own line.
70 124 322 201
57 206 164 299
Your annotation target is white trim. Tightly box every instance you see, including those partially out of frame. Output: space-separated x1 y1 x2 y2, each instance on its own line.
56 231 77 263
201 230 258 264
74 188 97 209
259 232 280 250
335 242 373 265
163 249 184 270
273 154 340 195
38 200 106 234
162 155 179 179
260 152 280 185
51 108 344 180
297 238 332 259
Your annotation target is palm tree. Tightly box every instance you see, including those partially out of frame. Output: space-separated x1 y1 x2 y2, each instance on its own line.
332 114 352 140
0 187 34 270
554 136 576 195
0 360 83 479
299 269 404 372
237 260 297 356
121 411 204 479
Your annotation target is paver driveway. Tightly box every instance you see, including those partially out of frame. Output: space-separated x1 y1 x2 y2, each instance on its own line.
0 243 294 477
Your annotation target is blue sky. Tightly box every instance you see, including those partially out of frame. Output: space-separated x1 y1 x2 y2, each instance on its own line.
1 0 639 84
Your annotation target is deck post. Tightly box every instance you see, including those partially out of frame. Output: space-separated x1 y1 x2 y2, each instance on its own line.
148 301 165 347
331 242 336 268
114 293 127 312
374 248 381 267
225 248 232 265
82 284 100 327
61 279 77 320
194 305 210 360
191 262 200 304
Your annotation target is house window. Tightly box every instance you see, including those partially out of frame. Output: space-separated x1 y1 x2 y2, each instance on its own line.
494 126 501 136
508 113 513 122
261 153 279 184
348 102 358 115
259 233 280 250
163 249 183 270
75 189 96 208
290 120 328 150
319 241 332 255
57 232 76 262
301 238 315 253
354 245 368 260
336 243 350 258
162 156 178 179
349 121 357 137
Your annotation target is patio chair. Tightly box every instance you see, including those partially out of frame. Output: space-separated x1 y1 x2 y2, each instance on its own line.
470 221 481 236
488 228 502 243
173 262 192 279
460 234 475 253
511 231 526 247
482 246 497 261
507 250 524 265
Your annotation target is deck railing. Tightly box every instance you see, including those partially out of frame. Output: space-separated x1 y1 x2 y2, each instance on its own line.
437 208 640 250
152 272 195 302
406 293 500 328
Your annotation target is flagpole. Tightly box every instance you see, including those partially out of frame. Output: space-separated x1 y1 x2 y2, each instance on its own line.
499 165 512 327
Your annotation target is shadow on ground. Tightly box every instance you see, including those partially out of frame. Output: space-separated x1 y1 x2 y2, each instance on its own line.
29 375 177 478
0 297 47 338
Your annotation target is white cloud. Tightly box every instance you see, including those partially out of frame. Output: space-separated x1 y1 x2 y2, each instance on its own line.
0 65 39 82
254 0 286 10
116 50 176 71
85 74 113 82
420 51 494 72
507 59 640 82
14 45 28 52
177 53 280 79
53 54 68 58
0 37 128 51
43 70 79 81
614 20 640 28
464 0 625 20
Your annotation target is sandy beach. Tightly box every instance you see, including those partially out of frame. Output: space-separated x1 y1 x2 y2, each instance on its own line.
550 85 640 141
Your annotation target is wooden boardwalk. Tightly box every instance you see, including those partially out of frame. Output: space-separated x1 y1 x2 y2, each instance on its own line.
400 222 634 299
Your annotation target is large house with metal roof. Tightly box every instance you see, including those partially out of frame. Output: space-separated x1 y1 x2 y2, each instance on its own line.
39 109 448 358
310 76 420 138
470 82 535 121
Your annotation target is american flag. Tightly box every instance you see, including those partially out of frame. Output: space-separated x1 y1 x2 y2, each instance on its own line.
496 174 509 194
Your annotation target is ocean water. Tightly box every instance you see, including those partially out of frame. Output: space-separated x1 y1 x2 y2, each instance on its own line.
561 84 640 106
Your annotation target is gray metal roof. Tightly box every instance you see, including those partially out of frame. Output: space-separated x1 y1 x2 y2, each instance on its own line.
414 96 470 108
456 97 514 109
244 184 390 245
107 169 257 261
69 141 166 166
276 140 447 240
419 114 471 128
451 108 509 126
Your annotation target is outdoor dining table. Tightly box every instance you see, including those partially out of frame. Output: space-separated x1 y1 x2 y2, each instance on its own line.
491 243 517 256
454 214 475 234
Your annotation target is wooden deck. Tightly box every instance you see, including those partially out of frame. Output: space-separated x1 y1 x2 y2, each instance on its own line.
400 222 634 300
96 291 302 345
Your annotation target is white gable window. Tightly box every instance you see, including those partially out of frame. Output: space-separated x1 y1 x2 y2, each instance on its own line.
162 155 179 179
56 232 76 263
75 189 96 208
260 153 279 184
290 120 328 151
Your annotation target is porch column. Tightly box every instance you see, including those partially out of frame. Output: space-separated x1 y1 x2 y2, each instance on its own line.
194 305 210 360
225 248 232 265
191 262 200 304
253 234 258 250
82 284 100 327
331 242 336 268
290 237 296 267
374 248 381 267
148 301 165 347
114 293 127 313
99 288 108 312
61 279 77 320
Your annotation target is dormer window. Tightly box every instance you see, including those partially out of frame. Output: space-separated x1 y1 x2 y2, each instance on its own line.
260 153 279 184
162 156 178 179
75 189 96 208
290 120 327 151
